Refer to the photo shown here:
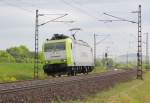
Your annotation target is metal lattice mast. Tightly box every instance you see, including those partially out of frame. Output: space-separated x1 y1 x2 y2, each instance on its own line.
34 10 39 79
126 52 129 67
137 5 143 79
99 5 143 79
94 34 96 65
93 34 110 66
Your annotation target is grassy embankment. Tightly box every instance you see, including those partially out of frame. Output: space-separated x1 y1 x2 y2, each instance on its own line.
60 70 150 103
0 63 45 83
0 63 106 83
2 63 150 103
92 66 106 73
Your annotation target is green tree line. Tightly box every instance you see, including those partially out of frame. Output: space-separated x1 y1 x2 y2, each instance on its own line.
0 45 44 63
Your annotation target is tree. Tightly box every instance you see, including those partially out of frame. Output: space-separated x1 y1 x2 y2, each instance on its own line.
95 59 103 66
28 51 45 63
39 52 45 63
3 45 44 63
6 45 30 63
101 58 114 66
0 50 15 63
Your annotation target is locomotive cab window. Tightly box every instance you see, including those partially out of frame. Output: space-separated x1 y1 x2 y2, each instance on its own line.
44 42 65 52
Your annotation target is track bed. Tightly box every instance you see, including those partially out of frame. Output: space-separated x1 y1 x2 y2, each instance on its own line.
0 69 136 103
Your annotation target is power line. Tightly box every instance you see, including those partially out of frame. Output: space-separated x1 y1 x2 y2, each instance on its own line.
93 34 110 65
39 14 67 26
96 34 110 45
99 5 143 80
59 0 98 20
99 12 137 24
70 0 101 17
0 0 34 13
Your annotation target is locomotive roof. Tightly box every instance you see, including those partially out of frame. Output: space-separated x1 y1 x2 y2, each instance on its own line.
45 38 92 48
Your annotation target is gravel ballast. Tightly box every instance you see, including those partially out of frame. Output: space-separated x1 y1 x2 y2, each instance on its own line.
0 69 136 103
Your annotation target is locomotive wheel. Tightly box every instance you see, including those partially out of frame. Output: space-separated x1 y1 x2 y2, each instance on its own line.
52 74 56 77
70 67 75 76
74 70 77 76
86 67 88 73
67 72 71 76
71 70 74 76
83 67 86 74
67 68 72 76
74 67 77 76
86 66 88 74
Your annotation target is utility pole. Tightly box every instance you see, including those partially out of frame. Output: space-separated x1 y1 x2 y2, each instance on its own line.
126 52 129 67
34 10 39 79
126 41 132 68
94 33 96 65
145 32 149 70
33 10 74 79
137 5 143 79
105 52 108 69
99 5 143 79
93 34 110 66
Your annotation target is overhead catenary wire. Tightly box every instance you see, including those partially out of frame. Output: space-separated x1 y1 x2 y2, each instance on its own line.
69 0 102 17
99 5 143 79
99 12 137 24
96 34 110 45
94 33 111 65
59 0 99 20
39 14 68 26
0 0 34 13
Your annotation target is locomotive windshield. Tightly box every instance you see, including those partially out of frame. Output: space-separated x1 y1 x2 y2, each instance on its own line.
44 42 65 52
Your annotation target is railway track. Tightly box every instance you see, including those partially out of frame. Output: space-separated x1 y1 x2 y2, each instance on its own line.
0 69 129 92
0 69 136 103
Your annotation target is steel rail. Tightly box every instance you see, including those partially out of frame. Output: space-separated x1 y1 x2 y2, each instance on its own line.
0 69 135 94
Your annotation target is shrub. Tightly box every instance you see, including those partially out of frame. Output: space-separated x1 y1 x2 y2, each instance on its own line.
0 50 15 63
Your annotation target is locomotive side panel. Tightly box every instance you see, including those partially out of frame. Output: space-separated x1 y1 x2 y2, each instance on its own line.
72 41 94 66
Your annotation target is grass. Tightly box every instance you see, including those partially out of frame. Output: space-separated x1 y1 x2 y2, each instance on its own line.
0 63 46 83
0 63 106 83
92 66 106 73
58 71 150 103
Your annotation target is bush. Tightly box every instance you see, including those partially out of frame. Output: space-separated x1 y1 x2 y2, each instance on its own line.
6 45 30 63
0 50 15 63
6 45 44 63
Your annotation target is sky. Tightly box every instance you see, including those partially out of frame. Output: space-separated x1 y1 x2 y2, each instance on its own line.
0 0 149 58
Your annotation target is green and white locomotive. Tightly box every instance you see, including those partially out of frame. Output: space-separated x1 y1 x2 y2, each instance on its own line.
43 36 94 76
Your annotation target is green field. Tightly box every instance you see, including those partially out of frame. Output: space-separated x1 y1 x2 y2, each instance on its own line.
62 71 150 103
0 63 45 83
0 63 106 83
92 66 106 73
